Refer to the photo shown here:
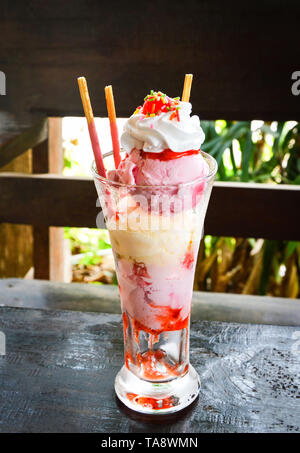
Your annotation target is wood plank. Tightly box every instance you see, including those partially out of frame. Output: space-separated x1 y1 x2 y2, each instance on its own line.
0 173 98 228
0 305 299 432
48 118 63 174
205 181 300 240
0 0 300 144
0 174 299 240
0 152 33 278
32 226 49 280
0 278 299 326
48 118 70 282
32 136 49 173
31 120 69 281
0 118 48 167
32 138 49 279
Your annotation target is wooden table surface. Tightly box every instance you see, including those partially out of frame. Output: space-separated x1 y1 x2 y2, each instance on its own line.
0 280 300 433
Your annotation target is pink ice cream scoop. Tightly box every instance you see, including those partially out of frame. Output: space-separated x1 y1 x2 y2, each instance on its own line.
108 148 209 186
108 148 209 212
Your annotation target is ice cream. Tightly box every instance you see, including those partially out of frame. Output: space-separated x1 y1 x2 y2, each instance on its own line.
108 92 208 185
94 90 215 381
108 147 208 186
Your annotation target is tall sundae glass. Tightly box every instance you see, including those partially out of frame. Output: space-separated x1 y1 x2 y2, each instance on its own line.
93 91 217 414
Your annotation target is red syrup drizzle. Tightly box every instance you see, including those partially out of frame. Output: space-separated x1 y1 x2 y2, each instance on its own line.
132 261 151 285
121 259 191 381
141 148 200 161
126 393 175 410
182 239 194 270
123 309 189 381
148 304 188 333
182 252 194 269
122 312 128 341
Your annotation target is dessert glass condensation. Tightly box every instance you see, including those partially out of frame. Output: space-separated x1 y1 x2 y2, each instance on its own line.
93 150 217 414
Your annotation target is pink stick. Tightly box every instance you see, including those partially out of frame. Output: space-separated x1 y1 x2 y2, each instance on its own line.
88 120 106 178
109 120 121 168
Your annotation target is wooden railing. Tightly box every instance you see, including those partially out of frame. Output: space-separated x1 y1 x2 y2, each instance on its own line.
1 172 300 241
0 119 65 280
1 118 300 280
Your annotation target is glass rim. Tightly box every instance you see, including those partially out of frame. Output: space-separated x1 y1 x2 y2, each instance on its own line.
92 149 218 189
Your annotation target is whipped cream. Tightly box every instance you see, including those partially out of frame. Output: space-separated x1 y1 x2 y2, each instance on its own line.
121 101 205 154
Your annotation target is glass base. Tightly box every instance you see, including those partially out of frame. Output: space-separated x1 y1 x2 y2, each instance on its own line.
115 364 200 414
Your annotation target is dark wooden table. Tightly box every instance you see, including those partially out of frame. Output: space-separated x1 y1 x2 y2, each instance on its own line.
0 279 299 433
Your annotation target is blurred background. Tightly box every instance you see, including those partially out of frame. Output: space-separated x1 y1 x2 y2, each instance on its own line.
2 116 299 298
0 0 299 299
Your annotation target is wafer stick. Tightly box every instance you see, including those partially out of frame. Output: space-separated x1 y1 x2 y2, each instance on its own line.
77 77 106 177
181 74 193 102
105 85 121 168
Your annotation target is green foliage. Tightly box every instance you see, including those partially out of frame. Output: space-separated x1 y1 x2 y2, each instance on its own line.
202 120 300 297
63 146 80 171
64 227 111 266
203 120 300 184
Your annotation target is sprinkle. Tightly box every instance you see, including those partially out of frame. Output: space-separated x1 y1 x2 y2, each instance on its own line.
173 96 180 100
150 123 154 128
150 113 155 117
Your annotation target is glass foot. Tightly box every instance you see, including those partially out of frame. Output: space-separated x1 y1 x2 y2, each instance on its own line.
115 364 200 414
